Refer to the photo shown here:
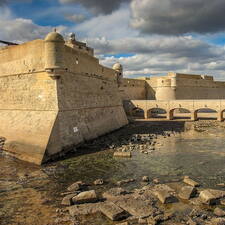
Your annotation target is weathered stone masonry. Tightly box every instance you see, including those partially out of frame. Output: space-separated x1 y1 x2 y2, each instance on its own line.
0 32 128 165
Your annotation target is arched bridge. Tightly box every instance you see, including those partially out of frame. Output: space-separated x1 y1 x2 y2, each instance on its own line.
127 100 225 121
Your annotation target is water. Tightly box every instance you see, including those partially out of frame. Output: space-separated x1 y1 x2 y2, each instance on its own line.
0 121 225 225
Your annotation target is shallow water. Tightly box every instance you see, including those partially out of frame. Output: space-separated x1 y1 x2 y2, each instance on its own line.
0 122 225 225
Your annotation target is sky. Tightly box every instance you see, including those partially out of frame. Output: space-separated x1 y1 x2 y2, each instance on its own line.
1 0 225 80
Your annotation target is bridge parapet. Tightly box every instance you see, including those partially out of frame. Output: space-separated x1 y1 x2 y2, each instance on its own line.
128 99 225 121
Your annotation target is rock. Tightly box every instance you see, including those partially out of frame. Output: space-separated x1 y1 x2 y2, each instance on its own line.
214 207 225 217
153 178 160 184
142 176 149 182
68 202 103 216
187 218 197 225
61 193 78 206
94 179 104 185
72 190 98 204
116 222 129 225
199 189 225 205
67 181 83 192
100 202 128 221
183 176 199 187
154 190 178 204
138 218 147 224
114 197 156 218
209 218 225 225
117 179 135 186
114 152 132 158
102 188 128 200
199 190 218 205
178 186 197 200
217 183 225 187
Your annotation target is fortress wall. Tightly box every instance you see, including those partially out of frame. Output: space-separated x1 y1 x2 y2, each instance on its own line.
46 62 128 158
0 40 45 76
0 33 128 164
0 71 58 164
0 40 59 164
174 74 225 99
119 78 146 100
64 46 116 81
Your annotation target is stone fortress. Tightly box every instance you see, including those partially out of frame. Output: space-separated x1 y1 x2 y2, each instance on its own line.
1 31 225 164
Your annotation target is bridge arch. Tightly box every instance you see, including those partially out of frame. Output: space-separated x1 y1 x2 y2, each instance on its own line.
131 107 145 119
169 108 191 120
147 108 167 118
194 108 218 120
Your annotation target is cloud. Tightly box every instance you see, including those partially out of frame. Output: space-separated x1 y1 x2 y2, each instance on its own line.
91 36 225 80
65 13 86 23
74 7 138 39
59 0 130 14
130 0 225 35
0 7 66 43
0 0 31 6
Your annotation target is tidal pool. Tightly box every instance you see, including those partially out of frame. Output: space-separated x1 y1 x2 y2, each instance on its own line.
0 121 225 225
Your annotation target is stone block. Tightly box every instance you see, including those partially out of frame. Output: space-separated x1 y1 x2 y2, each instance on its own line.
100 202 128 221
114 152 132 158
183 176 199 187
178 186 197 200
154 190 178 204
102 188 128 200
61 193 78 206
72 190 98 204
199 190 218 205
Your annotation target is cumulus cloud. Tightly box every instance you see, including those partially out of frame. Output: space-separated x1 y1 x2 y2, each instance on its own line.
75 7 137 39
65 14 86 23
59 0 130 14
0 8 66 43
131 0 225 35
89 36 225 80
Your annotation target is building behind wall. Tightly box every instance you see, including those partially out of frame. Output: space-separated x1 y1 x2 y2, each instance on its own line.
119 72 225 101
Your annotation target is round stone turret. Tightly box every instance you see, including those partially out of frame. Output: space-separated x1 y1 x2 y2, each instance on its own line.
44 31 66 78
113 62 123 73
45 31 65 42
113 62 123 86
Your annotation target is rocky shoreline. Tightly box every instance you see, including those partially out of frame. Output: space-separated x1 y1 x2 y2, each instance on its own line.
57 176 225 225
